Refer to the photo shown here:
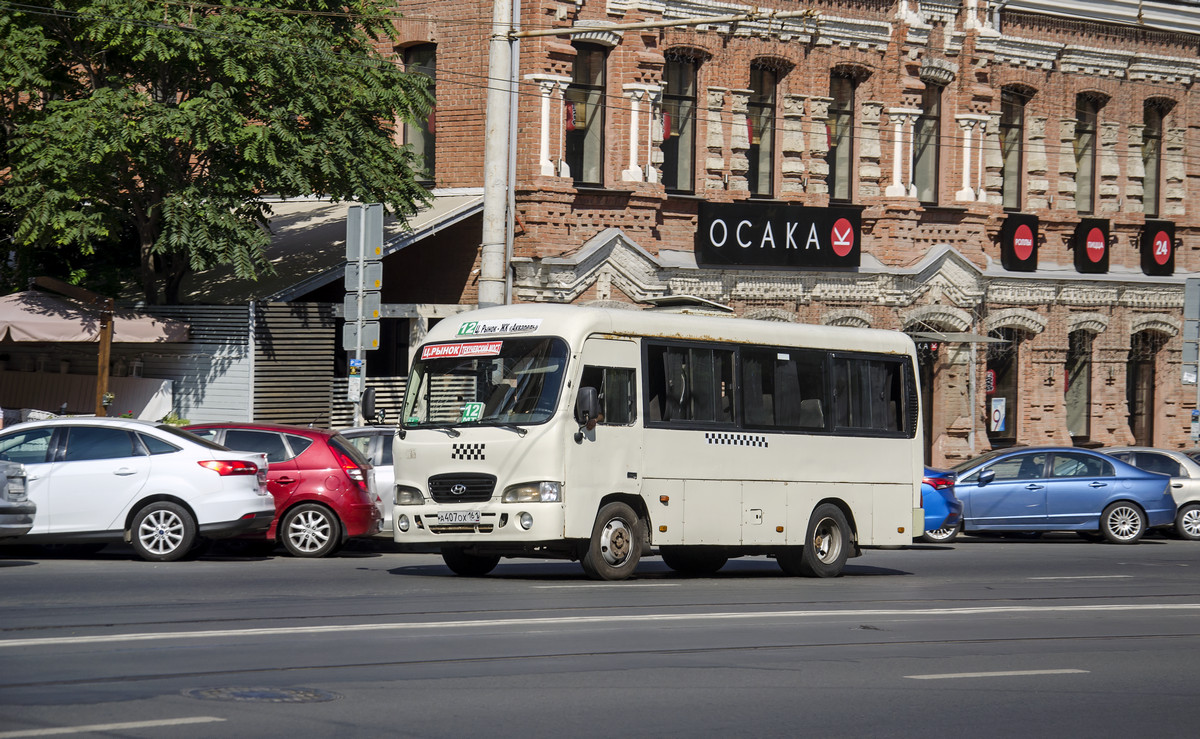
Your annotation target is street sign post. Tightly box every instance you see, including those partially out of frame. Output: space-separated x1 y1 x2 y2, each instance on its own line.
345 204 384 425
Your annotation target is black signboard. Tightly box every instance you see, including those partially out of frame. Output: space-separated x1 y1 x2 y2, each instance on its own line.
1140 220 1175 276
1072 218 1109 274
695 201 861 269
999 213 1038 272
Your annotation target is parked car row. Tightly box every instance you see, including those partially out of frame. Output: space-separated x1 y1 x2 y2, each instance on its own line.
2 414 1199 561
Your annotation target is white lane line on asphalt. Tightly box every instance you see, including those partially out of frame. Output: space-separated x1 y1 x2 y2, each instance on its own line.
1028 575 1134 580
0 717 225 738
3 603 1200 650
905 669 1089 680
533 583 681 589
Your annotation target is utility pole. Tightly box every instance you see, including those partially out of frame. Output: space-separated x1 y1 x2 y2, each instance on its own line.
477 0 513 308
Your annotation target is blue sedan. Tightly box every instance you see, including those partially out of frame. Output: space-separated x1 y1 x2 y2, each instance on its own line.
920 466 963 543
950 447 1174 543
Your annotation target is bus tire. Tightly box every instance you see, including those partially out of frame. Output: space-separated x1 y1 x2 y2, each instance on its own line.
580 502 643 581
442 547 500 576
661 547 727 575
778 503 850 578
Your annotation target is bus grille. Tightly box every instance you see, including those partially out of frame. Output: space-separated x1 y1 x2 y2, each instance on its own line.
429 473 496 503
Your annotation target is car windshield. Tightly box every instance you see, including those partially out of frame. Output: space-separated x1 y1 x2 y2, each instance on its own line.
402 336 569 428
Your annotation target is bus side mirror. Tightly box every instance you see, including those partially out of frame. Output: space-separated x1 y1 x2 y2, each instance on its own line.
361 387 376 424
574 387 600 443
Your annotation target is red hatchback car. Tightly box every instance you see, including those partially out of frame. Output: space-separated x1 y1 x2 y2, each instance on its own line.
184 423 382 557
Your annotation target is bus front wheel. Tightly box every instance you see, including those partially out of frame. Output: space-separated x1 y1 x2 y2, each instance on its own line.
778 504 850 578
580 502 643 581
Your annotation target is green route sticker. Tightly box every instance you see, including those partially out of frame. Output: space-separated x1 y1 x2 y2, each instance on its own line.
460 402 484 422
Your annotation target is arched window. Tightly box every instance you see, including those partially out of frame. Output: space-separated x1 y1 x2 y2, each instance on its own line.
1066 330 1093 440
566 43 607 187
913 84 942 205
403 45 436 183
1143 103 1164 218
662 52 698 193
986 328 1023 444
827 73 856 202
1075 94 1103 214
1127 331 1167 445
748 64 776 197
1000 88 1027 211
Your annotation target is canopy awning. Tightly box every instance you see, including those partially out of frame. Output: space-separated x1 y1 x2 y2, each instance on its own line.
908 330 1007 344
0 291 189 343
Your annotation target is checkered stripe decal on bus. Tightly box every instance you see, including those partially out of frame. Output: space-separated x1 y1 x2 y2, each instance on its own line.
451 443 486 460
704 433 768 448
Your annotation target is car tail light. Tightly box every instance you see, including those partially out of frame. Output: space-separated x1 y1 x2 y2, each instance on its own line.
335 450 369 494
922 476 954 490
198 459 260 476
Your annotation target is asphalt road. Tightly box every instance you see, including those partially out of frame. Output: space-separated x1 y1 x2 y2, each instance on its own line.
2 534 1199 738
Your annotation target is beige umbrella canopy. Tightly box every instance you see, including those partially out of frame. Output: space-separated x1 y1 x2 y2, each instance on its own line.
1 282 189 415
0 291 189 343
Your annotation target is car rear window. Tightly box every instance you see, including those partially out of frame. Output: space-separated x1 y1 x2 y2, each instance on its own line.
285 434 315 457
63 427 139 462
157 425 228 451
224 429 291 463
138 433 181 455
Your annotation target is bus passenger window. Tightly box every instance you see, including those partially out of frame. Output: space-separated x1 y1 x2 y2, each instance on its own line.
645 344 734 426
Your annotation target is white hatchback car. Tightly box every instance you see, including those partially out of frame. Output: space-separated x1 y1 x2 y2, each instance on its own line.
0 417 275 561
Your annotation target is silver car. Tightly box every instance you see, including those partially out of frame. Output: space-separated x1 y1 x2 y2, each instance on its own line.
1105 447 1200 540
1 460 35 539
338 426 396 537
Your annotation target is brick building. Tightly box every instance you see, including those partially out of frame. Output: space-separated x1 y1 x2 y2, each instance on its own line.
374 0 1199 465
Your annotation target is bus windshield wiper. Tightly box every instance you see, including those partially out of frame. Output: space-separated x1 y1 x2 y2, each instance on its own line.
495 424 528 437
431 424 461 438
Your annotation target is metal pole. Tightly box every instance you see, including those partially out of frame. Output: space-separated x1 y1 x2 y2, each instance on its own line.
478 0 513 308
354 213 367 427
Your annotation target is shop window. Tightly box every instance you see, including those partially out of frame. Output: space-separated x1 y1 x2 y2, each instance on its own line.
827 74 855 202
748 65 776 197
1000 88 1025 211
403 45 436 183
565 43 607 187
1066 330 1092 440
1075 95 1101 214
986 328 1022 444
662 53 697 194
913 84 941 205
1127 331 1166 446
1143 103 1163 218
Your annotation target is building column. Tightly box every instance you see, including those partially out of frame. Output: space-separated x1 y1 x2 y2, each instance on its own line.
622 84 658 182
859 101 884 198
705 87 728 192
955 114 989 202
807 96 832 196
886 107 920 198
526 74 571 177
1164 126 1186 217
729 88 752 192
1099 121 1121 213
1057 117 1078 211
781 94 806 196
1125 123 1146 213
1027 115 1049 209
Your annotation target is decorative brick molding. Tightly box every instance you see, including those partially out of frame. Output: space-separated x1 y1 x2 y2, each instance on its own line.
901 305 973 333
1067 312 1109 334
821 308 873 328
1130 313 1181 337
744 307 797 322
985 308 1048 335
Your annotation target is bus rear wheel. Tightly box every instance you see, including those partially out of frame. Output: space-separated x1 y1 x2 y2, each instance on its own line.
661 547 728 575
778 503 850 578
442 547 500 576
580 502 643 581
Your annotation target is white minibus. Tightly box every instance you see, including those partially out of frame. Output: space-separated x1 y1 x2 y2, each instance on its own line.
393 304 923 580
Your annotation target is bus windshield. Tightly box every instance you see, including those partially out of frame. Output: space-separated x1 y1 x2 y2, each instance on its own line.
402 336 570 428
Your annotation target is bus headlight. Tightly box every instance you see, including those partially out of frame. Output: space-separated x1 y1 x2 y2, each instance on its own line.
501 481 562 503
519 512 534 530
397 515 410 532
394 486 425 506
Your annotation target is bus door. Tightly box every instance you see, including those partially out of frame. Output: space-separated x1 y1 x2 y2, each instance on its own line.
568 338 644 532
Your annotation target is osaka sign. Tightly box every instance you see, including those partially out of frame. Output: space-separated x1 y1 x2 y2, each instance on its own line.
1140 220 1175 276
999 213 1038 272
695 202 861 269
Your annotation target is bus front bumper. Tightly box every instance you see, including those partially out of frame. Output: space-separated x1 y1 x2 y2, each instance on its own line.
393 504 566 545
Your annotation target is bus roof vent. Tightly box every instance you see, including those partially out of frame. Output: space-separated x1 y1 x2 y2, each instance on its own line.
641 294 734 314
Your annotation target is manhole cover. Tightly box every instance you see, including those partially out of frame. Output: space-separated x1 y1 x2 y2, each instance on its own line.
183 687 340 704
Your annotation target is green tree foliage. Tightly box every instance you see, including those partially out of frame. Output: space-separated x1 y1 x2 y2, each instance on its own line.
0 0 432 304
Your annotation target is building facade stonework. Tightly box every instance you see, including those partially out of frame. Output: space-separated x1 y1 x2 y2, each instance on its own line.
389 0 1199 464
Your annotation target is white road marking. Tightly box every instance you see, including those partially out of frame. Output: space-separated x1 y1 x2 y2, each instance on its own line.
905 669 1089 680
533 583 680 589
1028 575 1133 580
0 717 224 738
3 603 1199 650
